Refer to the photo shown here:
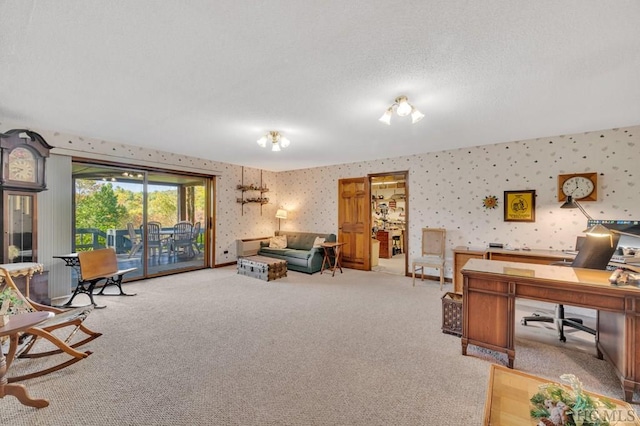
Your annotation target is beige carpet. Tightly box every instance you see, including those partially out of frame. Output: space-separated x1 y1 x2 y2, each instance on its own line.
2 266 636 425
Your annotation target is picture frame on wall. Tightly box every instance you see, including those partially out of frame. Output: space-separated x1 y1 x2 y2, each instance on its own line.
504 190 536 222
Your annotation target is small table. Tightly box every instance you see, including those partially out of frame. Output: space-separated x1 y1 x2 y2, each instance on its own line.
0 311 53 408
483 364 640 425
320 242 346 276
0 262 44 299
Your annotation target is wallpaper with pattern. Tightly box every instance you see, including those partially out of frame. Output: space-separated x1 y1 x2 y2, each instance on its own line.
2 120 638 279
277 126 639 277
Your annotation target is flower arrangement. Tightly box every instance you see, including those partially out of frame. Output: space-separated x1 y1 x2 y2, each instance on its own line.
1 287 25 326
530 374 616 425
8 244 20 260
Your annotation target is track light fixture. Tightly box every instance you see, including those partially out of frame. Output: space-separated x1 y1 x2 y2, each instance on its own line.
256 131 290 152
379 95 424 125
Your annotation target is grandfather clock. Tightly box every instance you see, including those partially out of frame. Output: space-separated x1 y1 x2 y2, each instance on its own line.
0 129 53 264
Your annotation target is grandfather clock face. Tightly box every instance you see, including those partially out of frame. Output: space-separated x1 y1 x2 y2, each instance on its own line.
8 147 37 183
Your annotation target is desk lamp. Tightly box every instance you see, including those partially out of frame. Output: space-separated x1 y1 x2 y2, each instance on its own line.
561 195 615 246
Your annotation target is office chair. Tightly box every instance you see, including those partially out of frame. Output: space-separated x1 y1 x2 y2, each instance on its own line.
521 233 620 342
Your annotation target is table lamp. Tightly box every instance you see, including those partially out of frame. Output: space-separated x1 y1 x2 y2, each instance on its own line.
275 209 288 231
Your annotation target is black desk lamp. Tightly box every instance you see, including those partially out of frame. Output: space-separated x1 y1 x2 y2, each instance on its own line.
561 195 614 245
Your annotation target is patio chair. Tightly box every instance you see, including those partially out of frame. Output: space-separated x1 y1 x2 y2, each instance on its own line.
191 221 202 254
127 222 143 258
143 221 170 256
172 221 194 257
0 267 97 382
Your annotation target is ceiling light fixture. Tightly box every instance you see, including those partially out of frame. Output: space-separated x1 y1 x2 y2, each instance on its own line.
257 131 290 152
379 95 424 125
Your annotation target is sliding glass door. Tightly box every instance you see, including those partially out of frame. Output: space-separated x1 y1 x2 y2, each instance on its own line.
73 162 211 280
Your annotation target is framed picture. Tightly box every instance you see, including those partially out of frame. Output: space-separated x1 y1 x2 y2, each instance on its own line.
504 190 536 222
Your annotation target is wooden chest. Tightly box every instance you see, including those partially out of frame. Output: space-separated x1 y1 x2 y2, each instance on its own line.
237 256 287 281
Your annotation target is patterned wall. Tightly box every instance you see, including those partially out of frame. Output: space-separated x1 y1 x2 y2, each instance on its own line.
2 119 638 280
277 126 640 277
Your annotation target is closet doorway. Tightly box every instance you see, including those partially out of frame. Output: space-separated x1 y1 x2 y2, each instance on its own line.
370 171 408 276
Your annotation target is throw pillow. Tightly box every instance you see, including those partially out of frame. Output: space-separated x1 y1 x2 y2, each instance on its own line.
313 236 326 247
269 235 287 249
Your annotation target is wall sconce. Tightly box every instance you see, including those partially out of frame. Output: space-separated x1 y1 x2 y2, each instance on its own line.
275 208 288 230
257 131 290 152
379 95 425 125
561 195 614 245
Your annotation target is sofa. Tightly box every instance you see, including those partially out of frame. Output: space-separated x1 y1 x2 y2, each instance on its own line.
257 230 337 274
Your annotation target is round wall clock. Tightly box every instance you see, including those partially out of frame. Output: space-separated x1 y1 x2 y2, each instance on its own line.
557 172 597 202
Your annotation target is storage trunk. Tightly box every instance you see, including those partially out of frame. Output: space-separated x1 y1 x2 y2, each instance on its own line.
237 256 287 281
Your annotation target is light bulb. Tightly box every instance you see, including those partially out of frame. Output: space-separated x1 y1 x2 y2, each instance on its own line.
271 142 281 152
280 136 290 148
396 97 412 116
379 109 392 125
411 108 425 124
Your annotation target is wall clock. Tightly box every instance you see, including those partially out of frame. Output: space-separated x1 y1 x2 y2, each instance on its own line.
0 129 53 192
557 172 597 202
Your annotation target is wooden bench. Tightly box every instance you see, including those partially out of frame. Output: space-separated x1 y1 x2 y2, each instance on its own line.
62 248 137 309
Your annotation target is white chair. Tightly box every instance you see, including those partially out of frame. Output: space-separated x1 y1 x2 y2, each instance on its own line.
126 222 143 258
412 228 446 290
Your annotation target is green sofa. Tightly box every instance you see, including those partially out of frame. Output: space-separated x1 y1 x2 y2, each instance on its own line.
258 230 337 274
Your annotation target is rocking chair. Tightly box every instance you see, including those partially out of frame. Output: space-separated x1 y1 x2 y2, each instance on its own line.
0 267 99 382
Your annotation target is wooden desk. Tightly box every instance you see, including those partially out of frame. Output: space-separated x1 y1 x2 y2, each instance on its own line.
484 364 640 425
461 258 640 402
53 252 136 309
452 246 640 294
320 242 347 276
0 311 53 408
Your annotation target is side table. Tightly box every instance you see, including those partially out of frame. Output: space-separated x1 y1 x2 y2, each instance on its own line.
1 311 53 408
320 242 347 276
0 262 44 299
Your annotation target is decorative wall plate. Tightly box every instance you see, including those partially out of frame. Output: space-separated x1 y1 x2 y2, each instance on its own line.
483 195 499 209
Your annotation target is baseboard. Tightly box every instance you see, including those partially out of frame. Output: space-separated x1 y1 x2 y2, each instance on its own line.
215 261 238 268
405 271 452 283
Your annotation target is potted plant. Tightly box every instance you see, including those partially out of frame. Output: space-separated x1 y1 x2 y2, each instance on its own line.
530 374 616 425
0 287 25 326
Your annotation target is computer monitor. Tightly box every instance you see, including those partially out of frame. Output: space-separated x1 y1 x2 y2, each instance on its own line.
586 219 640 237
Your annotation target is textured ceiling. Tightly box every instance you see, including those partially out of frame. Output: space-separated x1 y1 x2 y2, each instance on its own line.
1 1 639 172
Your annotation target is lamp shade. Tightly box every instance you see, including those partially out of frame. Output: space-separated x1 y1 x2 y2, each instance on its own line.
396 97 412 116
275 209 288 219
411 108 425 123
378 109 392 125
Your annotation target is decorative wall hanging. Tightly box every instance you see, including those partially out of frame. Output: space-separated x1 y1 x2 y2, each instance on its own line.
482 195 499 210
504 190 536 222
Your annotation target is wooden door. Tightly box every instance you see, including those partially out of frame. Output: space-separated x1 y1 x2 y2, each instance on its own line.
338 177 370 270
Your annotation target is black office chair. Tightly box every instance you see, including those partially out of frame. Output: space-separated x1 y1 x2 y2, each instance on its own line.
521 233 620 342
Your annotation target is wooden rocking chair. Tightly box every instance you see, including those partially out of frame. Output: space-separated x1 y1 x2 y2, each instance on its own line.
0 267 99 382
